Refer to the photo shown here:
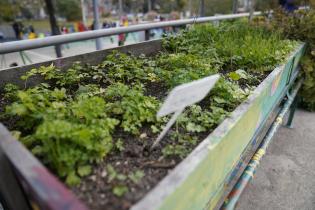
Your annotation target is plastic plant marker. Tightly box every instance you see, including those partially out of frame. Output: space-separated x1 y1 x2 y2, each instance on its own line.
151 74 220 149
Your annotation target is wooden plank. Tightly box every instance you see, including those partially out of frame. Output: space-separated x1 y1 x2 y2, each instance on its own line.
0 39 162 89
213 67 301 210
131 44 306 210
0 148 31 210
0 39 305 210
0 125 88 210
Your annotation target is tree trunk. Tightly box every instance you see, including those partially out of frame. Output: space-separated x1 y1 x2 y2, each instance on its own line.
233 0 238 13
43 0 62 57
148 0 152 11
249 0 255 21
199 0 205 17
119 0 123 19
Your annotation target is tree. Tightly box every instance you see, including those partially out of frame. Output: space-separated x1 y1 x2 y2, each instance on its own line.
189 0 233 16
56 0 82 21
0 0 19 22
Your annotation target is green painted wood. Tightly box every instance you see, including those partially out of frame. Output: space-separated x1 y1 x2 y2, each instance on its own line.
132 43 306 210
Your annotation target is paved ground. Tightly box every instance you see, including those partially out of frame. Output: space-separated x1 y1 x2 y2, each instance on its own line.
236 109 315 210
0 32 145 69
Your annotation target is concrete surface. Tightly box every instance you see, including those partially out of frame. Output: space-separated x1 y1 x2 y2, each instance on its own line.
0 32 145 69
236 109 315 210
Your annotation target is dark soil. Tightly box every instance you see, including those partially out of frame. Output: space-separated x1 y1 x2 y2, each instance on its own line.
0 70 270 210
72 128 189 210
70 81 211 210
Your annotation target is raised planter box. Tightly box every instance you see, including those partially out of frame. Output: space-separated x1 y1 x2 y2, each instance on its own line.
0 40 306 210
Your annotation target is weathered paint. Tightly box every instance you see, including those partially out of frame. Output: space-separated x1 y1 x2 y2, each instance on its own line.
222 79 303 210
0 39 306 210
0 125 89 210
132 43 306 210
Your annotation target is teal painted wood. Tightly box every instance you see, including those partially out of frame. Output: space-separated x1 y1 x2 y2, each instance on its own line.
132 43 306 210
0 39 306 210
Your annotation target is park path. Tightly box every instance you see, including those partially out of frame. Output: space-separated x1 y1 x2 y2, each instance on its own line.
236 109 315 210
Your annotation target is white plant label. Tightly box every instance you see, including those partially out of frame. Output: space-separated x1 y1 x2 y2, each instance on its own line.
151 74 220 149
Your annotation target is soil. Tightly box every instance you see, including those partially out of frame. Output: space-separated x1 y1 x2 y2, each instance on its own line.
0 69 270 210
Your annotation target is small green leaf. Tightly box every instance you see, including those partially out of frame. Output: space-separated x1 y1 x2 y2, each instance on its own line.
128 170 144 184
113 185 128 197
77 165 92 177
66 172 81 186
115 139 124 152
228 72 241 81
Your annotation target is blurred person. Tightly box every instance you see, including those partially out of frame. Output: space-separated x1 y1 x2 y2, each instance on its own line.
38 33 45 38
29 25 35 33
279 0 298 12
103 21 110 29
61 26 70 49
285 0 298 11
118 17 129 46
12 21 21 40
28 25 37 39
77 22 86 32
118 30 126 46
61 26 69 34
102 21 114 43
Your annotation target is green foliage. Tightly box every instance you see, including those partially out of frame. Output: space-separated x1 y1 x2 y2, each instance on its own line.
128 170 145 184
300 56 315 111
115 139 125 152
5 85 119 184
156 53 219 87
0 0 19 22
104 83 159 134
2 21 297 187
106 165 144 196
163 22 296 73
21 63 87 87
270 9 315 111
113 185 128 197
101 52 160 85
56 0 82 21
3 84 19 100
162 132 198 158
107 165 127 182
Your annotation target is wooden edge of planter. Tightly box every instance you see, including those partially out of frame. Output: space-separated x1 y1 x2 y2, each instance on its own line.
131 43 306 210
0 124 89 210
0 40 305 210
0 39 163 89
0 39 163 210
213 67 301 210
0 143 31 210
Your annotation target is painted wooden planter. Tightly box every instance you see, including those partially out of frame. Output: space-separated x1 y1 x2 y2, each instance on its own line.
0 40 306 210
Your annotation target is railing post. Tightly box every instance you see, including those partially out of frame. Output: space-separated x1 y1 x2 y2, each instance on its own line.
249 0 256 21
93 0 102 50
199 0 205 17
44 0 62 58
233 0 238 13
145 29 150 41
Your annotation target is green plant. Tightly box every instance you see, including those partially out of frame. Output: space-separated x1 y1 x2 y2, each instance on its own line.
104 83 160 134
5 85 119 185
269 9 315 111
162 132 198 158
163 22 297 73
100 52 160 85
1 20 297 189
106 165 144 197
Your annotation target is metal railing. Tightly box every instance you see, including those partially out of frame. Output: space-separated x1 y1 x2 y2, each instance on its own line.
0 12 262 55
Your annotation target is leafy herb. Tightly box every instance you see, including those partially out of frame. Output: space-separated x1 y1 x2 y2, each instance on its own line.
1 20 297 188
